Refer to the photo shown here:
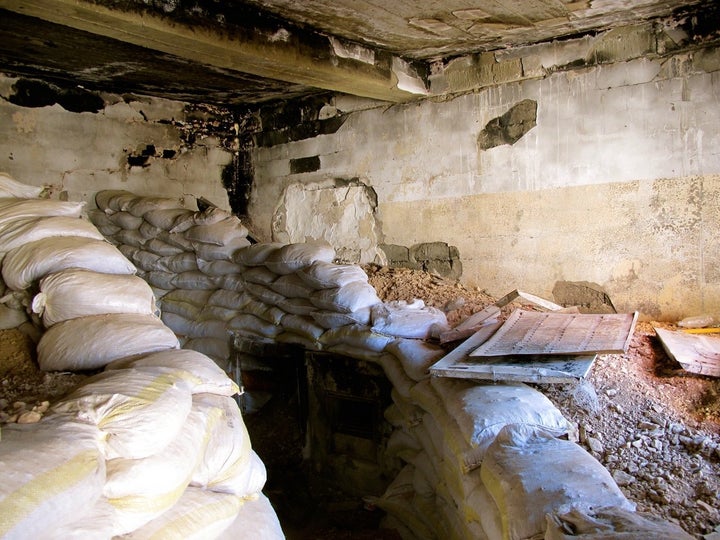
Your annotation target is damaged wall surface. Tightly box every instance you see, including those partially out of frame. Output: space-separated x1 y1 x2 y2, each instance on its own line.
248 26 720 321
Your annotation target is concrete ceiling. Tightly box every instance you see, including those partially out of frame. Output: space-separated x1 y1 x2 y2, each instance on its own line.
0 0 715 107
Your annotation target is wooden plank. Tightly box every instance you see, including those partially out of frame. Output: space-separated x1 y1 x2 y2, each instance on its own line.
470 309 638 357
655 327 720 378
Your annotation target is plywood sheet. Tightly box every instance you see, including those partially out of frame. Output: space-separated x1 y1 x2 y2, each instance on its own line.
469 309 638 357
654 327 720 378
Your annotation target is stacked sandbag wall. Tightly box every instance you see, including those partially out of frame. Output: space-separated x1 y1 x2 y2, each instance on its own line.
88 190 693 540
0 176 283 539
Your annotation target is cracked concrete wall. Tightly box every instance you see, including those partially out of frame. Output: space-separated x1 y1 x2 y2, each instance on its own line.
249 39 720 321
0 75 232 211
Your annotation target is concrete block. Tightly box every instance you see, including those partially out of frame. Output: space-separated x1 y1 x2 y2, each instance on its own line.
411 242 450 262
380 243 410 264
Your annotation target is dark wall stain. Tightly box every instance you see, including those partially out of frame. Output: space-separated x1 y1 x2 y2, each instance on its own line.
478 99 537 150
8 78 105 113
290 155 321 174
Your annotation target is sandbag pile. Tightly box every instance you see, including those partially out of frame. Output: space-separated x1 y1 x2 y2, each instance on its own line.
0 177 283 539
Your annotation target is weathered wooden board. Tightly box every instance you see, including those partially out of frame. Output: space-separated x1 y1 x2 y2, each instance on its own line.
470 309 638 357
655 327 720 378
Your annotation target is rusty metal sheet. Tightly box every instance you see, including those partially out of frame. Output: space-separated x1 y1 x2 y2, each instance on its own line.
469 309 638 357
655 327 720 378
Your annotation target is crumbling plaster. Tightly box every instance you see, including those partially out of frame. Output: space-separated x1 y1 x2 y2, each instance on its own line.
249 38 720 321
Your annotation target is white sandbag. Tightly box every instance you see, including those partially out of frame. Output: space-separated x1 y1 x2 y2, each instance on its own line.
0 198 85 226
115 229 146 247
319 324 394 352
544 506 695 540
264 242 336 275
385 338 445 382
481 424 635 540
243 266 278 285
430 378 572 462
185 217 249 246
191 393 253 493
107 211 143 230
280 313 325 341
371 300 450 340
245 282 286 305
0 172 43 198
123 196 182 218
0 416 106 540
241 296 286 324
311 307 371 329
310 280 382 313
2 236 136 291
105 348 239 396
103 407 212 535
37 313 179 371
0 304 28 329
193 235 252 261
0 216 104 255
157 252 198 273
233 242 284 266
141 270 177 290
138 220 163 240
32 269 157 327
197 258 246 277
87 208 122 236
129 249 163 272
122 487 242 540
269 273 314 298
143 207 193 230
324 343 384 362
277 296 317 316
229 313 283 339
52 498 116 540
95 189 135 212
172 270 218 290
377 354 416 399
205 449 267 498
216 492 285 540
144 237 184 256
51 368 193 460
184 337 231 366
296 260 369 289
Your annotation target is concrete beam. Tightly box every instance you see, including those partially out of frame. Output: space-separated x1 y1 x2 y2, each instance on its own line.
0 0 427 103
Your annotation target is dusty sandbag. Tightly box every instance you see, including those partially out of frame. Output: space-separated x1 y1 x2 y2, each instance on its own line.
241 296 286 325
385 338 445 382
162 312 229 340
481 424 634 540
163 288 215 307
0 172 43 198
122 487 243 540
208 289 249 310
159 297 204 320
2 236 137 291
310 280 382 313
377 354 416 399
130 249 163 272
544 506 695 540
105 348 239 396
276 331 321 349
320 324 394 352
311 307 371 329
107 211 143 230
217 492 284 540
0 416 106 540
143 207 193 230
157 252 198 273
200 305 237 322
140 270 176 290
233 242 284 266
32 269 157 327
324 343 384 362
278 296 317 316
264 242 336 275
117 243 139 261
115 229 146 248
184 337 231 367
37 313 180 371
297 260 369 289
431 378 572 462
191 393 253 492
95 189 136 212
193 236 252 261
184 216 249 246
138 220 164 240
0 198 85 226
123 195 182 218
269 273 314 298
157 229 195 251
280 313 325 341
51 368 193 460
243 266 278 285
172 270 218 290
197 258 246 277
88 208 122 236
144 237 184 256
0 216 105 255
103 407 215 535
229 313 283 339
215 274 246 292
0 304 28 329
245 282 286 305
170 206 230 233
371 300 450 340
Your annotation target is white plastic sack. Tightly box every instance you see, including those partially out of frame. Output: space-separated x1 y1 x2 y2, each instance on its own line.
240 297 286 324
3 236 136 291
51 368 193 460
105 348 239 396
0 198 85 226
229 313 283 339
0 417 106 540
269 273 314 299
217 493 285 540
277 297 317 316
0 172 43 198
385 338 445 382
0 216 104 255
264 242 336 275
280 313 325 341
37 313 180 371
311 307 371 329
245 282 286 305
310 280 381 313
297 260 369 289
319 324 394 352
32 269 157 327
481 424 635 540
371 300 450 340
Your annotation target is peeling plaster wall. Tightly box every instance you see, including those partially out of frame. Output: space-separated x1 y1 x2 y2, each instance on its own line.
0 75 232 211
249 44 720 321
